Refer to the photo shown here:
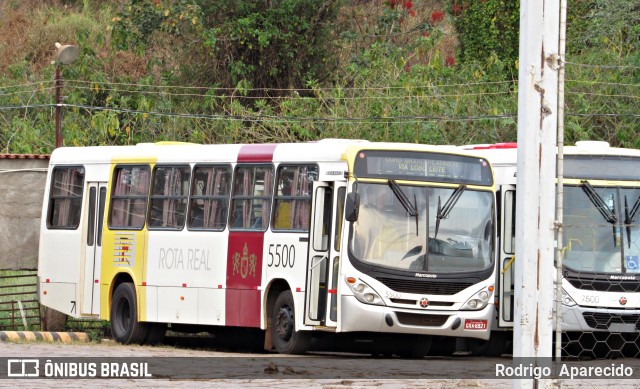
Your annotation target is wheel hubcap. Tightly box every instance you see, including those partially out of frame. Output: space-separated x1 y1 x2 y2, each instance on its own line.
275 305 293 341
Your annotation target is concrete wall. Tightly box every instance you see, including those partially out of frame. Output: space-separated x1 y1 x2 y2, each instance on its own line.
0 157 49 270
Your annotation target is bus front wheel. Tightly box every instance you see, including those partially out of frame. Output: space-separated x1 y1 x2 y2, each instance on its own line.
111 282 148 344
271 290 310 354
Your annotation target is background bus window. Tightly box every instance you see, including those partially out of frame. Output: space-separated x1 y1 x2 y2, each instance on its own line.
47 166 85 229
503 190 515 255
334 187 345 251
272 164 318 231
230 165 274 230
188 165 231 230
109 165 150 229
148 165 190 229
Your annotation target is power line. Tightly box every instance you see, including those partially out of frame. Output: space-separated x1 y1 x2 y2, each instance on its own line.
0 87 56 97
0 104 54 111
0 102 518 123
567 113 640 118
565 61 640 70
565 79 640 88
0 80 55 91
2 103 636 121
62 84 516 100
64 79 517 92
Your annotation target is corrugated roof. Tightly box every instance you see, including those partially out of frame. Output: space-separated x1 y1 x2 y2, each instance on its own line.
0 154 50 160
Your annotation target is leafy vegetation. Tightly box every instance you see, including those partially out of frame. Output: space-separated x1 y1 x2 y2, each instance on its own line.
0 0 637 153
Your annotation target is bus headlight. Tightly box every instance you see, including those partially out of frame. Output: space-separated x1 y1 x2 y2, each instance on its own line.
461 285 494 311
561 289 577 307
345 276 385 306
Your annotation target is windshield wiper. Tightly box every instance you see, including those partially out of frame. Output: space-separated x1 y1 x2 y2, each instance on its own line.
434 185 466 239
629 194 640 222
580 180 617 223
388 179 419 235
580 180 617 246
624 195 640 249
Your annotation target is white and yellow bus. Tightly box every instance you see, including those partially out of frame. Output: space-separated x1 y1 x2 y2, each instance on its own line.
37 139 496 355
467 141 640 357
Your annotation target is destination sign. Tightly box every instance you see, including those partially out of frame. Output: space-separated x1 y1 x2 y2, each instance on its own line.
353 150 493 185
564 155 640 181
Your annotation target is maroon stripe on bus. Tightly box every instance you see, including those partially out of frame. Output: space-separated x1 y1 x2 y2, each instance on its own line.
237 144 277 163
225 231 264 328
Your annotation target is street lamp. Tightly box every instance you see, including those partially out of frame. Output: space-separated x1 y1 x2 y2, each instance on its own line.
53 42 78 148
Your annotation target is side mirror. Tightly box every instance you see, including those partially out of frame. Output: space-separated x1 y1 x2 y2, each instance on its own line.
345 192 360 222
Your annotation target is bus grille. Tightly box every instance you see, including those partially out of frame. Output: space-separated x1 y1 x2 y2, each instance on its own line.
375 277 473 295
565 275 640 293
395 312 449 327
582 312 640 330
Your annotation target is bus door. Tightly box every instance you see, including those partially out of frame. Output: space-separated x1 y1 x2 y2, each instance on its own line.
499 185 516 327
81 182 107 316
305 181 345 327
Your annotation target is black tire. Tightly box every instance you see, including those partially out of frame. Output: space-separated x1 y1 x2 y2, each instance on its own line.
110 283 148 344
427 336 456 356
43 307 67 332
271 290 311 354
395 334 432 358
468 332 509 357
144 323 167 345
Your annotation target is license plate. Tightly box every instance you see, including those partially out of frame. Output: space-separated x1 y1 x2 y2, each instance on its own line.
464 319 488 330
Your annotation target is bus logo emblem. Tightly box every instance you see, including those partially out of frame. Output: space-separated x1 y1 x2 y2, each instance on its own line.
232 243 257 279
113 233 135 267
620 297 628 306
419 297 429 308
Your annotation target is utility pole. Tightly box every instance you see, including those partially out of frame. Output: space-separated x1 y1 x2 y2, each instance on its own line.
53 43 78 149
55 66 63 148
514 0 560 387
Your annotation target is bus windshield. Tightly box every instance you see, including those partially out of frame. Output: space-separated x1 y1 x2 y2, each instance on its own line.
349 182 494 273
563 185 640 274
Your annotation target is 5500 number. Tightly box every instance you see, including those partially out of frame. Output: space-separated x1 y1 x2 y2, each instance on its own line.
268 244 296 268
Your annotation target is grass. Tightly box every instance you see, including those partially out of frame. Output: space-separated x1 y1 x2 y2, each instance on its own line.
0 270 41 331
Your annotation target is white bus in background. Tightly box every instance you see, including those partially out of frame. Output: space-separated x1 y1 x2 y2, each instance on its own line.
37 139 497 356
466 141 640 358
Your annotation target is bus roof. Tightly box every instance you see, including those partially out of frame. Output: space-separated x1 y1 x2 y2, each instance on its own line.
462 141 640 165
49 140 480 166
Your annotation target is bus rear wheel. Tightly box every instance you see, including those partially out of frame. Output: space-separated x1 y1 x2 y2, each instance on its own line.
271 290 310 354
111 282 148 344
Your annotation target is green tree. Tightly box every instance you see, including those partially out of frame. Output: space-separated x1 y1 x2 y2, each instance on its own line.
111 0 341 93
450 0 520 73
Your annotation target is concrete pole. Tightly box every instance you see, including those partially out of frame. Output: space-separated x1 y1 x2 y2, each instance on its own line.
514 0 559 387
55 66 63 148
554 0 568 363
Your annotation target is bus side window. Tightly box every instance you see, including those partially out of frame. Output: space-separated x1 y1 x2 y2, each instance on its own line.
109 165 150 229
188 165 231 230
148 165 190 230
503 190 515 254
230 165 274 231
47 166 85 229
272 164 318 232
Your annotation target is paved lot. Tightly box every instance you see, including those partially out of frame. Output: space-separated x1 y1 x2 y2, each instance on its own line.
0 340 639 388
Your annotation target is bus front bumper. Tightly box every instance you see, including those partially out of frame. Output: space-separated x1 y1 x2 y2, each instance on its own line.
339 295 492 340
562 305 640 333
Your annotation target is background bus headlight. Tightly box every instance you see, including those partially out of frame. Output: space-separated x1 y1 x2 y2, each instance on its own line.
345 276 385 306
561 289 577 307
461 286 494 311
